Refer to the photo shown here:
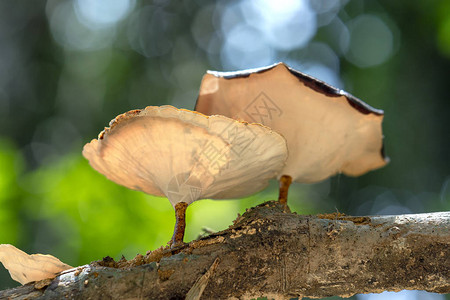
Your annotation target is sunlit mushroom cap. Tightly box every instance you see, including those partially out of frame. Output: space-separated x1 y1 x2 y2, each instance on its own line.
0 244 72 285
195 62 388 183
83 106 287 207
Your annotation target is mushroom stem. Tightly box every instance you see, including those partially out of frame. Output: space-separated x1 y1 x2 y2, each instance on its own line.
278 175 292 205
171 202 189 246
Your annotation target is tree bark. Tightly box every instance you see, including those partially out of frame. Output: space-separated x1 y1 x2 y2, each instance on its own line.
1 201 449 299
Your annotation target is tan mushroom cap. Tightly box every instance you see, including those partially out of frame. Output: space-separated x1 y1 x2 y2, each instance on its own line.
195 63 388 183
0 244 72 285
83 105 287 207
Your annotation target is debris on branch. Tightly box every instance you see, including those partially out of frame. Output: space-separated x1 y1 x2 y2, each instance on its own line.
1 201 449 299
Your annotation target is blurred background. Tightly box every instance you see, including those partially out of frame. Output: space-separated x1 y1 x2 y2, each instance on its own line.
0 0 448 298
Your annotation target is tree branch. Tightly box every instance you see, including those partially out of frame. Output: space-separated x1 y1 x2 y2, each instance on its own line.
1 201 449 299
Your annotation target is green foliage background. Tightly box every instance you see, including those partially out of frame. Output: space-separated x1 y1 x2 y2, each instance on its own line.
0 1 448 298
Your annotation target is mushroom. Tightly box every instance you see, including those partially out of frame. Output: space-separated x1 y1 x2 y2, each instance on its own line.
195 62 388 204
83 105 287 245
0 244 72 285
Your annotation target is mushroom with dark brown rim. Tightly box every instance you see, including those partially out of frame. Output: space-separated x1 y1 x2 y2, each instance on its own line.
195 62 389 204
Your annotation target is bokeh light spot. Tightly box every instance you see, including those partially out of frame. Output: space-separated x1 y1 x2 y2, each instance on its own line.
74 0 135 29
48 1 116 51
345 14 394 68
310 0 341 26
191 4 218 54
221 24 275 70
127 6 174 58
242 0 317 51
220 0 318 69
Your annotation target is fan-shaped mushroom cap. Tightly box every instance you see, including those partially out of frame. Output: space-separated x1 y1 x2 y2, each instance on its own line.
195 63 388 183
0 244 72 285
83 106 287 207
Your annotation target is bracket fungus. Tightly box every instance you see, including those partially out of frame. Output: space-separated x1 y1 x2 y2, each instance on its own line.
195 62 389 203
83 105 287 245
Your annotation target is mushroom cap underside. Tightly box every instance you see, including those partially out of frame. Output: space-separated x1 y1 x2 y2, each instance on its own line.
83 106 288 206
195 63 388 183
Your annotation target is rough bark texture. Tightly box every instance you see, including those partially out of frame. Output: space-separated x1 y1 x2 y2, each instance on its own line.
1 201 449 299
